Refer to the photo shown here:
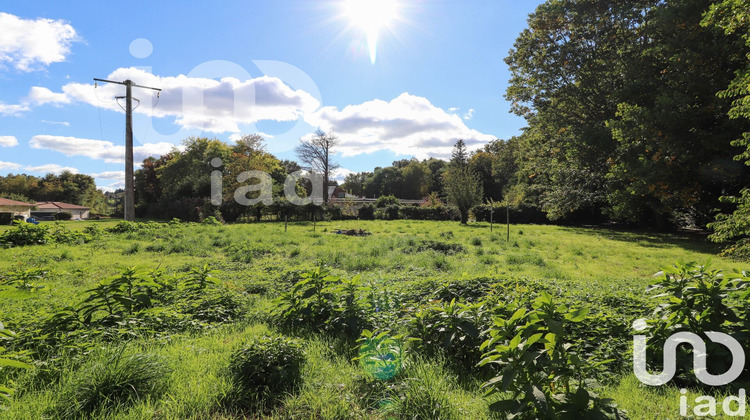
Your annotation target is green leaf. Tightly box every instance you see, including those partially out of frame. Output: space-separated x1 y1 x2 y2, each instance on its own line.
0 358 31 369
573 387 590 410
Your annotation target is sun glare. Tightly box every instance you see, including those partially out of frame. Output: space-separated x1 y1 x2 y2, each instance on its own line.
344 0 399 63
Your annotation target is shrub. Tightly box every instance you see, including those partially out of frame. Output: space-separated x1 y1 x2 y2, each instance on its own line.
201 215 222 225
385 204 400 220
0 213 11 226
229 335 306 406
639 261 750 386
273 267 372 337
58 349 170 417
471 203 548 224
400 205 459 221
0 221 49 247
409 299 487 371
375 195 400 208
54 211 73 220
358 204 375 220
479 292 620 419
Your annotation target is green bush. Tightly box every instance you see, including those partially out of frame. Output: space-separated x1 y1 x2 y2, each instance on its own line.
358 204 375 220
640 262 750 385
273 267 372 337
201 215 222 225
375 195 400 208
479 292 620 419
471 203 548 224
58 349 170 417
0 221 49 247
399 205 459 221
54 211 72 220
229 335 306 406
409 299 487 371
385 204 400 220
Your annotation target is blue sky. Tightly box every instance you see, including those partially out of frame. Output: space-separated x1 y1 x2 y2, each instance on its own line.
0 0 542 191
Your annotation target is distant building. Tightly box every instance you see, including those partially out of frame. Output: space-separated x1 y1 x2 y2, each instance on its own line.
0 198 35 221
328 185 357 202
33 201 91 220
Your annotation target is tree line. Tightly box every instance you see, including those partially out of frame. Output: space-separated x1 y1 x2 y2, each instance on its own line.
0 172 108 214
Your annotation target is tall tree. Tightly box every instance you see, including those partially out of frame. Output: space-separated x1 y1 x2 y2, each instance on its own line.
703 0 750 250
444 140 483 224
295 129 340 204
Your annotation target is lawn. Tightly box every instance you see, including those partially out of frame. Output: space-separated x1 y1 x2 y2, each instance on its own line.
0 220 745 419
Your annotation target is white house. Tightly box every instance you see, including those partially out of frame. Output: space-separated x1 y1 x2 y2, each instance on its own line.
0 198 35 221
33 201 91 220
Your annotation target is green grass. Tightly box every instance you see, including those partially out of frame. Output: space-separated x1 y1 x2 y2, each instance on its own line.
0 219 746 419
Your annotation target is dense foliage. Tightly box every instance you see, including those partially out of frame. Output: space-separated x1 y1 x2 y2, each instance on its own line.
0 172 107 214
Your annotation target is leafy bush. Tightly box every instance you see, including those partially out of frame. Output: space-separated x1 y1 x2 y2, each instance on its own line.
471 203 548 224
58 348 170 417
228 335 306 407
385 204 400 220
201 215 222 225
274 267 372 337
639 261 750 386
409 299 487 371
0 221 49 247
479 292 620 419
376 194 400 208
54 211 72 221
399 205 459 221
358 204 375 220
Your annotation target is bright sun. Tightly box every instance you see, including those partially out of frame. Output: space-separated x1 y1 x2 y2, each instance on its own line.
344 0 399 63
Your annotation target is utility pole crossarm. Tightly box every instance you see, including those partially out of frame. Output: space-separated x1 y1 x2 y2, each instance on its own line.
94 78 162 91
93 77 161 221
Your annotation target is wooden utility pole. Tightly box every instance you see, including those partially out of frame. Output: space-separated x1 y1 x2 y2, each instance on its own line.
94 78 161 221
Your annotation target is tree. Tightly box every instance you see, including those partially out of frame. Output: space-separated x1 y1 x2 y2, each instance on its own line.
295 129 340 204
703 0 750 252
506 0 747 227
444 141 483 224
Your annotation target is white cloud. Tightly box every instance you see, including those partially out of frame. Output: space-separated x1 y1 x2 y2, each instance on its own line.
41 120 70 126
448 107 459 113
27 86 71 106
29 135 177 163
55 67 320 133
91 171 124 181
463 108 475 120
0 102 30 116
331 167 354 182
0 13 79 72
0 136 18 147
24 164 79 174
0 161 22 171
305 93 495 159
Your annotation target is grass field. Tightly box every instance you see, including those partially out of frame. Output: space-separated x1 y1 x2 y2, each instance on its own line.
0 220 746 419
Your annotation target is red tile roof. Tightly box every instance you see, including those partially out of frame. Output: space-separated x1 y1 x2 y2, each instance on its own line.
0 198 35 207
34 201 90 210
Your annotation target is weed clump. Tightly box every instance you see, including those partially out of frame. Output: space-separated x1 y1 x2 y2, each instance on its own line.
228 335 306 408
58 349 170 417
